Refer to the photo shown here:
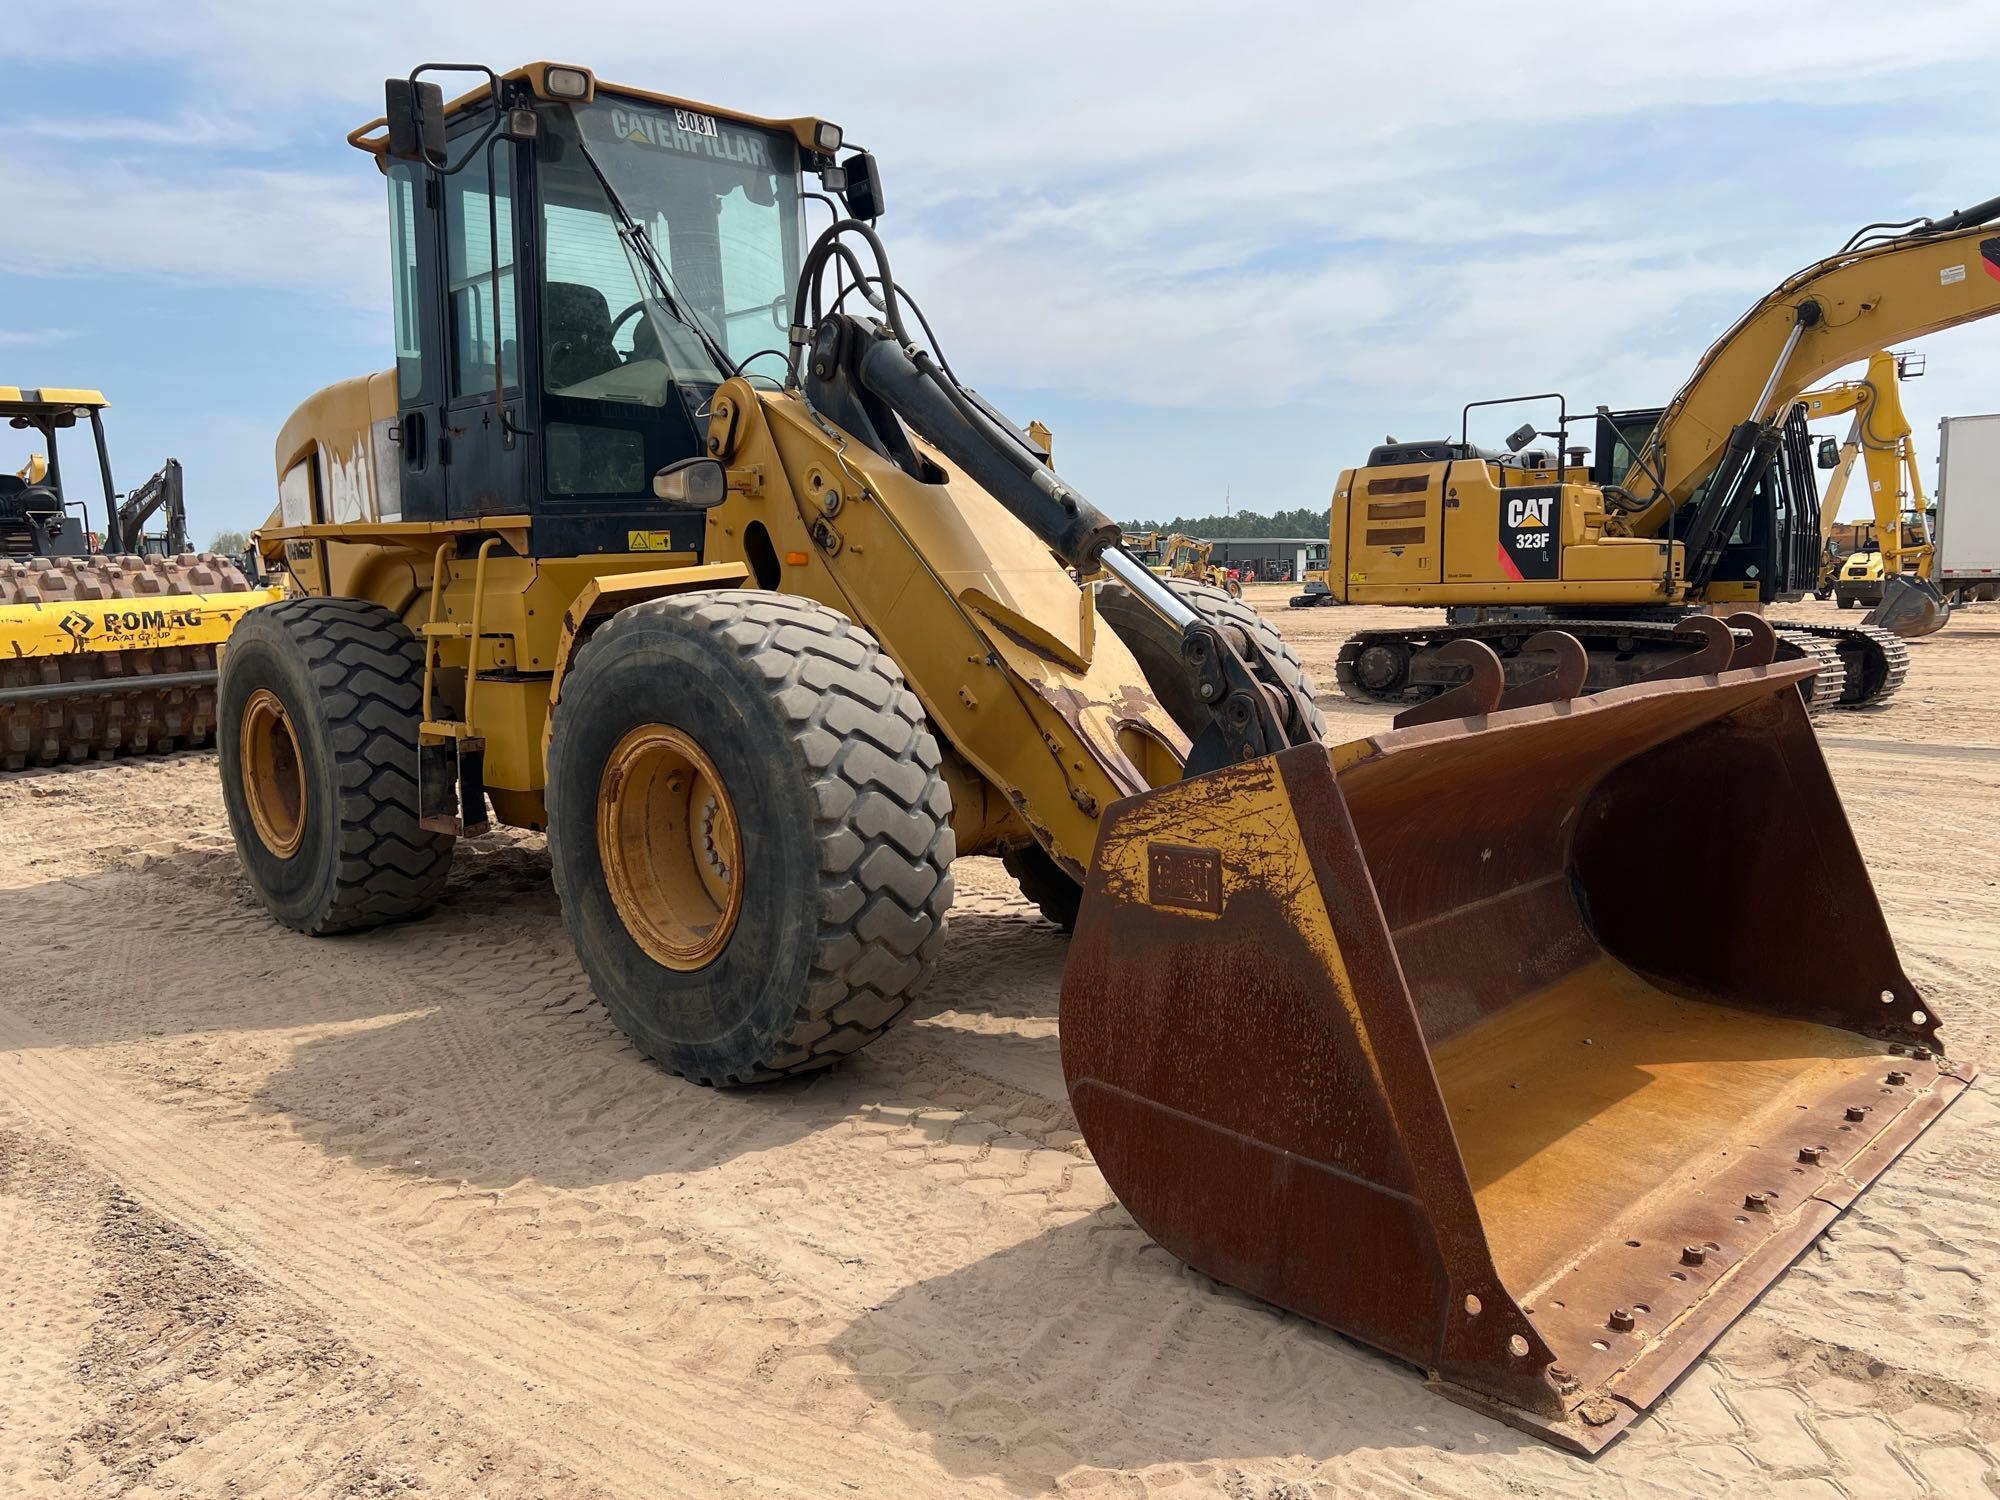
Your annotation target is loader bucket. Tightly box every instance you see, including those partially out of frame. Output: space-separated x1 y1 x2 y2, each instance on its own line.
1061 662 1973 1454
1864 573 1952 637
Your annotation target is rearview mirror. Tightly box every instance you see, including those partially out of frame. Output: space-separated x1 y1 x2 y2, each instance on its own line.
385 78 448 168
837 152 885 221
1505 421 1538 453
1817 436 1842 470
653 457 728 507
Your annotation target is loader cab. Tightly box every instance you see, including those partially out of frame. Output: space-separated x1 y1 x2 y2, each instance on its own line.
371 66 836 558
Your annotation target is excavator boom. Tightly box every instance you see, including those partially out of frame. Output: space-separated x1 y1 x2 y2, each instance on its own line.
1625 203 2000 531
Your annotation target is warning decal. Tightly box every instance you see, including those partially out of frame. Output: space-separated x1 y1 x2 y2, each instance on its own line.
1498 489 1561 581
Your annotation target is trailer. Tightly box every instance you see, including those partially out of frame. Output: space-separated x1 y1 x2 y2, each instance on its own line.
1937 414 2000 602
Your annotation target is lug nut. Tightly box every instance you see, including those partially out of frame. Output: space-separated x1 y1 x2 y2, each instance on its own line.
1886 1071 1909 1086
1845 1106 1869 1123
1608 1308 1636 1332
1798 1146 1823 1165
1681 1245 1706 1266
1745 1192 1770 1212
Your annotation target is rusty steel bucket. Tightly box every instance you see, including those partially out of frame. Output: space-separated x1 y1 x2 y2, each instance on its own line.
1060 659 1974 1453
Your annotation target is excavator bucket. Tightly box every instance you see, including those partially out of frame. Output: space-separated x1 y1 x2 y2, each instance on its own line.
1864 573 1952 637
1061 659 1973 1454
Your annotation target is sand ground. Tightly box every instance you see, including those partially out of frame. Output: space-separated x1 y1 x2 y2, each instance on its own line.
1 588 1995 1498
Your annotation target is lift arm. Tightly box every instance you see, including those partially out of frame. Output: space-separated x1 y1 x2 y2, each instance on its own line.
1796 353 1933 580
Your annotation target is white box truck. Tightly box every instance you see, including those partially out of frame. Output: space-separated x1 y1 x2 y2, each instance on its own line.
1937 414 2000 602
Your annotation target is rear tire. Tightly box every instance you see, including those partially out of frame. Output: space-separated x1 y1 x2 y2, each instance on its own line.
218 596 454 934
1097 577 1327 742
546 590 954 1085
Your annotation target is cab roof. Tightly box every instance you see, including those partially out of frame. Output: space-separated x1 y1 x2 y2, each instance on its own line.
0 386 108 418
347 61 839 160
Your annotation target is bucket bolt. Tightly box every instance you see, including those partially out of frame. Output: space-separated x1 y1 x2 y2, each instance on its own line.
1744 1192 1771 1212
1845 1106 1870 1123
1608 1308 1636 1332
1681 1245 1706 1266
1798 1146 1824 1165
1909 1047 1931 1062
1548 1365 1579 1394
1886 1071 1909 1086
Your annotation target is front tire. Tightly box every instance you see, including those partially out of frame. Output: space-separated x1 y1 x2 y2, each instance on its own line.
547 590 954 1085
218 596 454 934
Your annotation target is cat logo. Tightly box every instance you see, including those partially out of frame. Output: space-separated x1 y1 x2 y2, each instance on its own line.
1498 491 1561 581
1506 495 1554 529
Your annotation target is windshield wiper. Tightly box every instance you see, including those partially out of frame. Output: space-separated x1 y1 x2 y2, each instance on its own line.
567 125 738 378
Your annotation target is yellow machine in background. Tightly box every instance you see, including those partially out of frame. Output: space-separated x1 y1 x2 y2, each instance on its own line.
1160 532 1241 595
1117 529 1240 594
218 63 1969 1453
0 387 279 769
1329 196 2000 710
1796 351 1947 630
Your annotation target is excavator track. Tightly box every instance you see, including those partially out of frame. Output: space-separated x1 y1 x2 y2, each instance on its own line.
1767 618 1908 708
0 553 254 770
1336 617 1848 715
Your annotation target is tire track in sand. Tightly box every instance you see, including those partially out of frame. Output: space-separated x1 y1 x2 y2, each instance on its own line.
0 1001 1007 1500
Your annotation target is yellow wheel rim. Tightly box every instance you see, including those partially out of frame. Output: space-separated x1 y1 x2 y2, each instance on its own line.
240 687 307 858
598 724 744 972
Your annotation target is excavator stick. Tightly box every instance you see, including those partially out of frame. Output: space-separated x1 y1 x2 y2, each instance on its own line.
1061 660 1973 1453
1864 573 1952 638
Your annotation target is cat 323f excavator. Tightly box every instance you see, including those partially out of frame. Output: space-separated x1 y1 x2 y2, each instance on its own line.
1328 197 2000 711
220 64 1972 1454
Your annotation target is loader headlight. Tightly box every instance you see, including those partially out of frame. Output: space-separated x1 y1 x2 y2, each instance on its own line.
544 66 594 101
813 121 843 152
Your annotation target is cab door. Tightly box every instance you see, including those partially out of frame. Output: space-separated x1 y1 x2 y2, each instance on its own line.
386 160 445 522
437 134 529 519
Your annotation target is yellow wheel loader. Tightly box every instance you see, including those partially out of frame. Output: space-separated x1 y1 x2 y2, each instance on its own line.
224 63 1973 1454
1 387 280 769
1797 351 1950 635
1329 198 2000 713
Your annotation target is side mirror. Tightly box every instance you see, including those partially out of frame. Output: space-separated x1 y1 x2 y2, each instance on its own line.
1505 421 1538 453
837 152 885 221
653 457 728 507
385 78 448 168
1817 436 1842 470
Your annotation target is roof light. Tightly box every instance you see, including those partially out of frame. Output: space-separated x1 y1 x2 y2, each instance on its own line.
814 121 843 152
544 66 593 100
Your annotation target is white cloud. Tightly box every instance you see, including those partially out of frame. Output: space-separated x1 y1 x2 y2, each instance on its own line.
5 0 2000 519
0 327 76 347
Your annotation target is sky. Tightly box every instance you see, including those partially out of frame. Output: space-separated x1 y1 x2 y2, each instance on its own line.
4 0 1999 543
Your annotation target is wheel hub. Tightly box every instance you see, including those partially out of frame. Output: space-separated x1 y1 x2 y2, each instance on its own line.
598 724 744 972
240 687 307 858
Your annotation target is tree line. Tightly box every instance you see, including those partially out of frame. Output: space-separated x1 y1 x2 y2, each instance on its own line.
1116 507 1328 538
